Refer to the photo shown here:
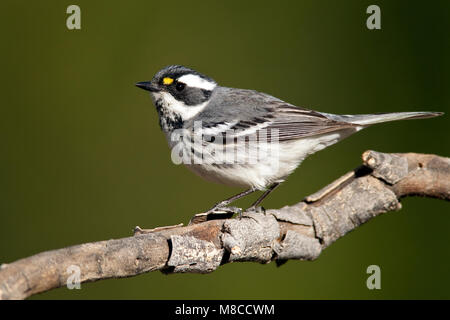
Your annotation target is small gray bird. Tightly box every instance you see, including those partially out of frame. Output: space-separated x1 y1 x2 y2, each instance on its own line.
136 65 442 216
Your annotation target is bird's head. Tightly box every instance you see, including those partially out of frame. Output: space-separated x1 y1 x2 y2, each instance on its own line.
136 65 217 122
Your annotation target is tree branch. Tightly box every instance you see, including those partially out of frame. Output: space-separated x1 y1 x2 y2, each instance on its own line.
0 150 449 299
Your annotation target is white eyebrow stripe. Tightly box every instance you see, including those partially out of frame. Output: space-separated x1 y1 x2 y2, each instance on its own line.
177 74 216 91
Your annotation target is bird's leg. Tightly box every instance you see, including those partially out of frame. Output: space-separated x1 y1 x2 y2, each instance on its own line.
189 188 257 225
208 188 257 212
245 182 281 213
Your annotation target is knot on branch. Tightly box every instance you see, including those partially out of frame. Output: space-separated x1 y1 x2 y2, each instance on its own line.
363 150 409 184
222 212 280 263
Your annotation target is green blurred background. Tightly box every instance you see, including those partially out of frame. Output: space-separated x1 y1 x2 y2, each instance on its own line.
0 0 449 299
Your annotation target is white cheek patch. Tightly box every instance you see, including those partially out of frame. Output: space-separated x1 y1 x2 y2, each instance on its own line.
153 92 208 121
177 74 216 91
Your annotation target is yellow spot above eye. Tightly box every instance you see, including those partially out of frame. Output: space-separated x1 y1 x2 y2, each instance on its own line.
163 77 174 85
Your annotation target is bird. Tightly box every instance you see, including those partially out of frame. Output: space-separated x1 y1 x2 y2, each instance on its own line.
136 65 442 217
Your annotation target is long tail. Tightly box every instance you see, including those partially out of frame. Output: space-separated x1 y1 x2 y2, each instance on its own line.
323 111 443 126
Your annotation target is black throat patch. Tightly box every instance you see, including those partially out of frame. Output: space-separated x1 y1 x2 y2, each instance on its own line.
155 99 183 132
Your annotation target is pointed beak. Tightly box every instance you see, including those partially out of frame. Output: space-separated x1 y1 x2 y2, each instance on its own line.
135 81 159 92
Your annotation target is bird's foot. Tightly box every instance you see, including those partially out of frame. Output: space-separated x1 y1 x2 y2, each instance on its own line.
189 206 242 225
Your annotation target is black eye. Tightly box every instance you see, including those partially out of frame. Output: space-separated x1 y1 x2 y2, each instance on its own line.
176 82 185 91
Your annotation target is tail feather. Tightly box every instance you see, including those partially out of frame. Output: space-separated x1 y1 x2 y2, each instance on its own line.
323 111 443 126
